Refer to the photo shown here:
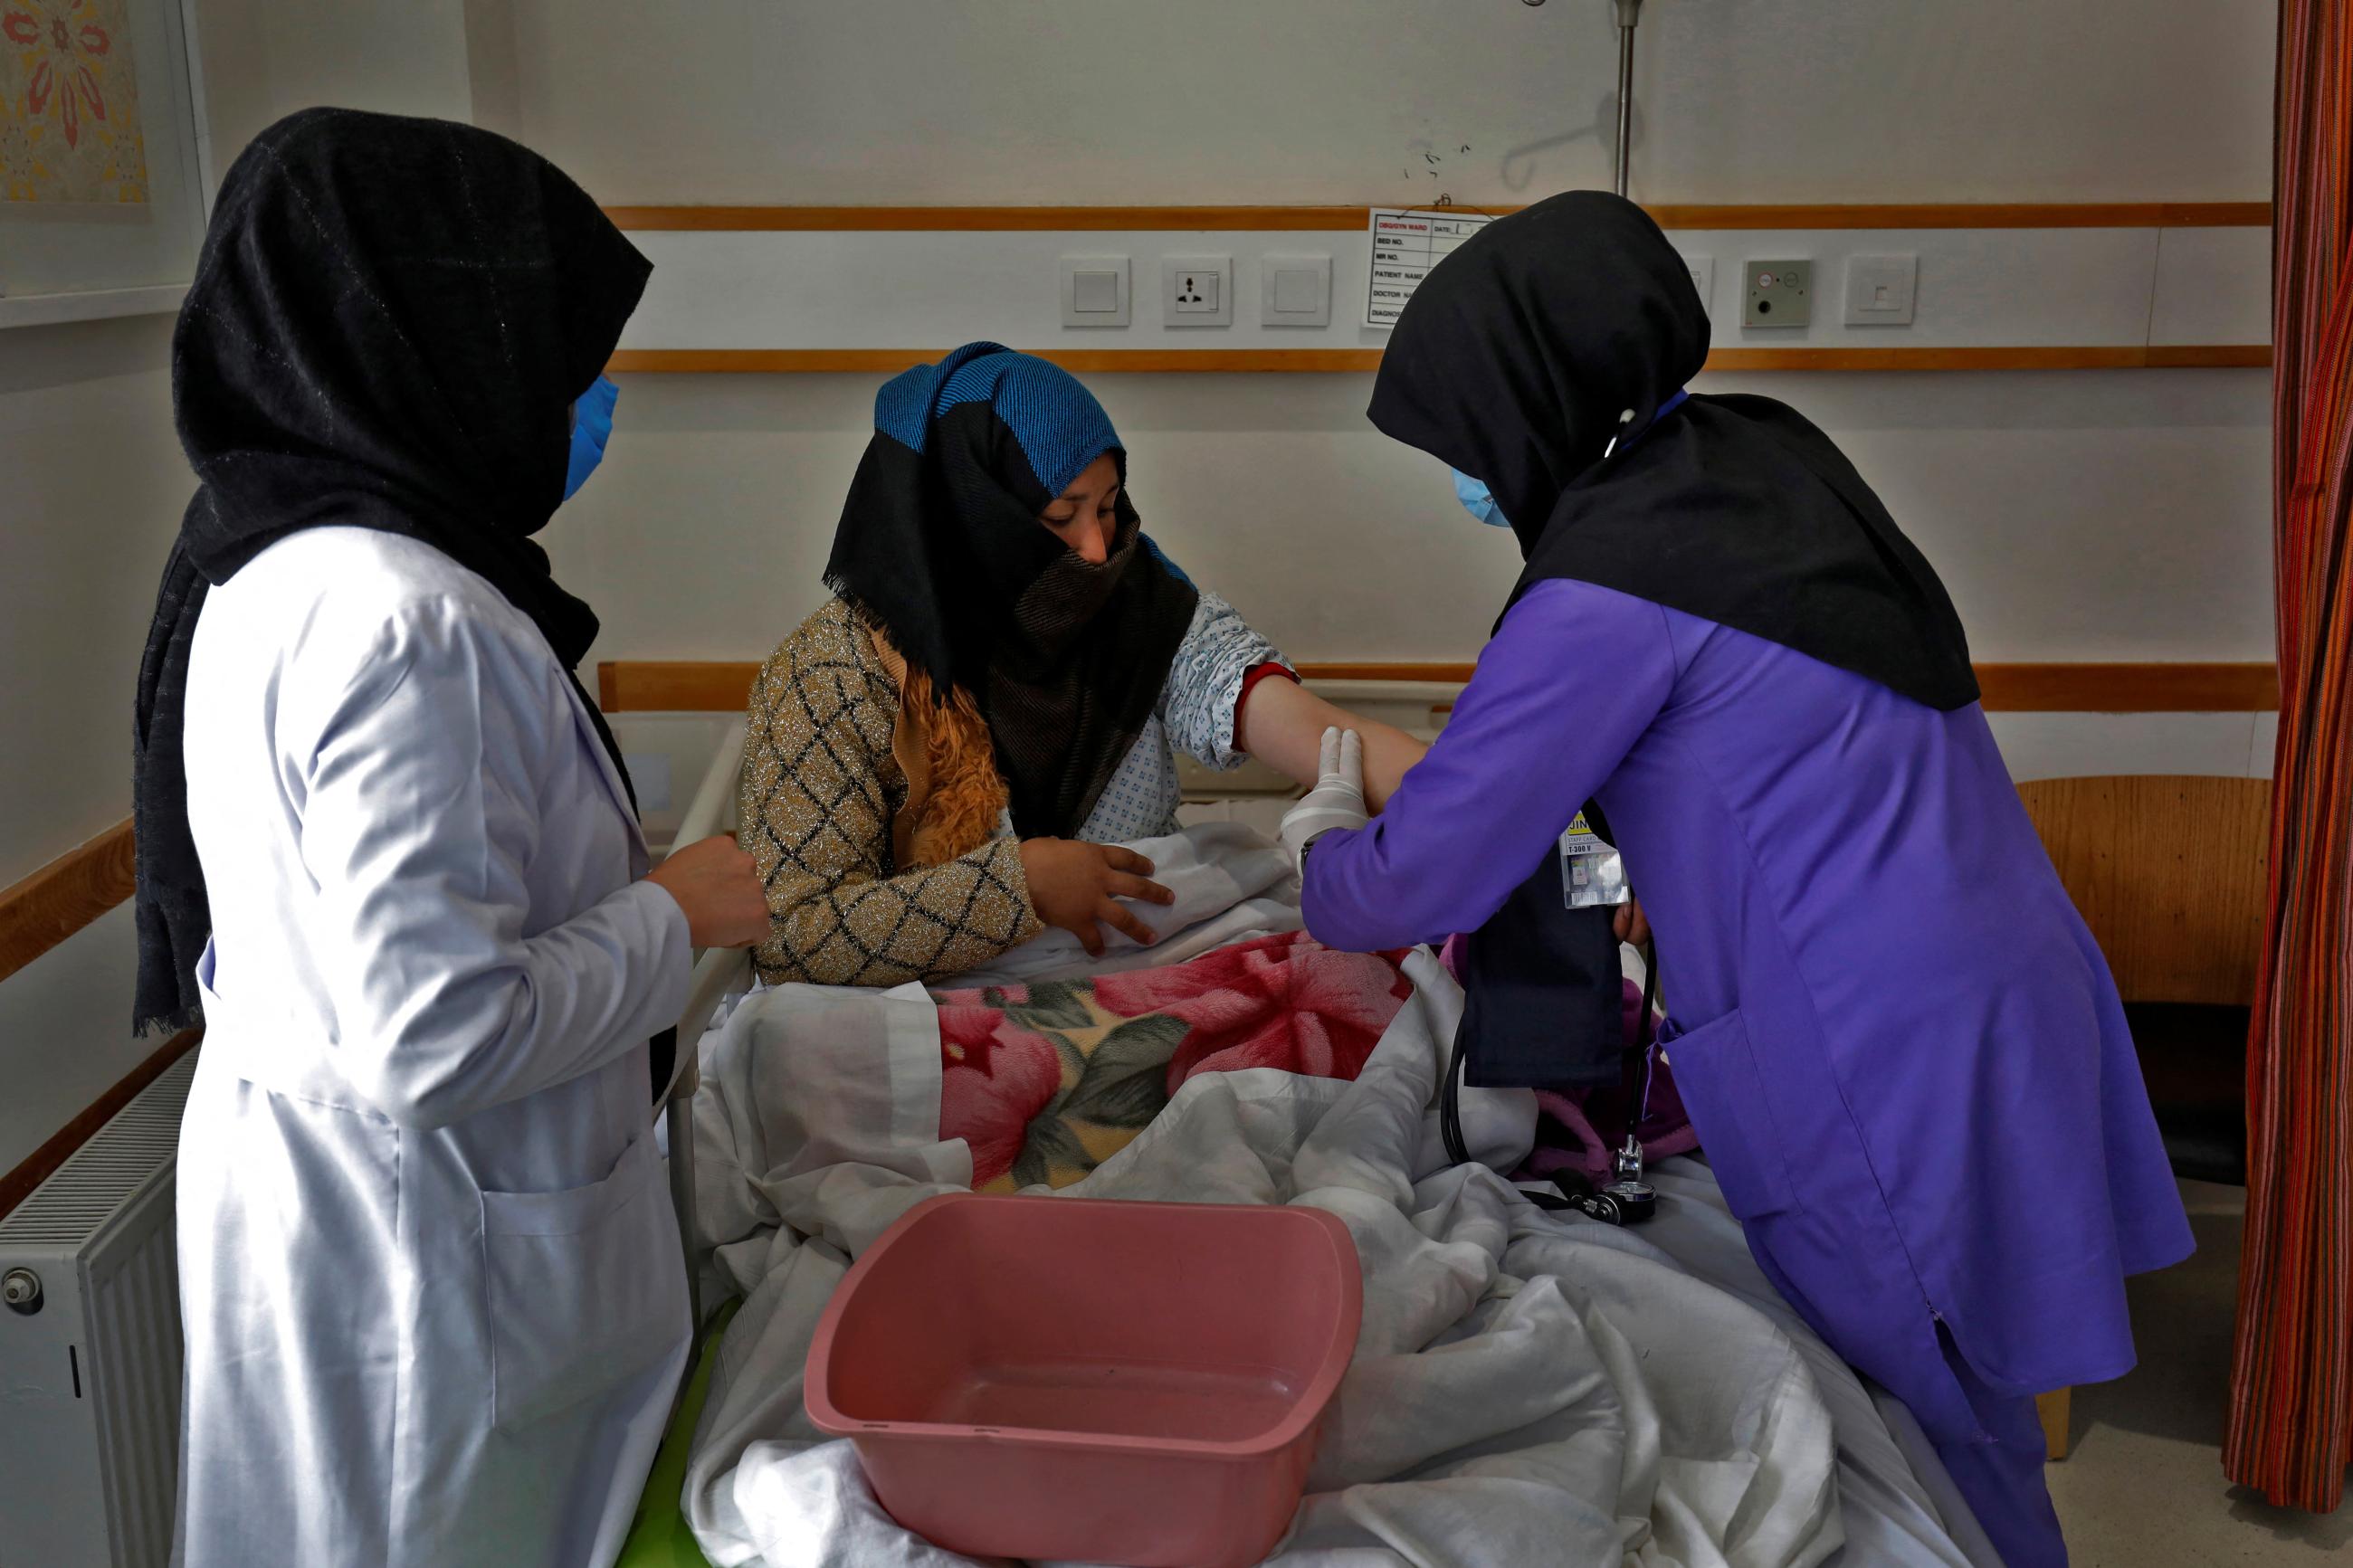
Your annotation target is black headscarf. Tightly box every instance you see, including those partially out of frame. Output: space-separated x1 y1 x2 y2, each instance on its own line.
132 108 653 1036
824 345 1200 839
1369 190 1977 711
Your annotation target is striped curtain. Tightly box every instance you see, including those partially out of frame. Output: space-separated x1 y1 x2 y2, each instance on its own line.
2225 0 2353 1513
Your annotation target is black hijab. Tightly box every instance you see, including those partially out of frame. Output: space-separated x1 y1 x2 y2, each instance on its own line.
132 108 653 1035
1369 190 1977 711
824 345 1200 839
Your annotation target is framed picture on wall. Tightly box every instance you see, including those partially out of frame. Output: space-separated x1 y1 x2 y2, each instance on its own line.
0 0 207 326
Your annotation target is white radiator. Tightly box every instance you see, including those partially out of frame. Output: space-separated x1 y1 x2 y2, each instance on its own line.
0 1050 195 1568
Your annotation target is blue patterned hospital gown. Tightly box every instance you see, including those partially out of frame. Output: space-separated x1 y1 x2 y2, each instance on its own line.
1075 589 1286 842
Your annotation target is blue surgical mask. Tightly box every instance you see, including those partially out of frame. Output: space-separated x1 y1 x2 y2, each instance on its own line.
1452 467 1506 527
564 375 620 500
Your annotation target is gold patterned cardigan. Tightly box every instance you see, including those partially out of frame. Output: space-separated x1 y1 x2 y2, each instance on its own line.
741 591 1284 987
738 599 1045 988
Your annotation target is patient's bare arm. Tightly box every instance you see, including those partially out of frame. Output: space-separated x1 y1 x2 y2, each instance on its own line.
1234 676 1427 813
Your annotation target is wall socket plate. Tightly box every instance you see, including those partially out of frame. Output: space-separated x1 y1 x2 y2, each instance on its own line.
1162 255 1234 327
1059 255 1130 328
1261 253 1333 327
1743 260 1812 328
1844 252 1919 326
1680 253 1715 318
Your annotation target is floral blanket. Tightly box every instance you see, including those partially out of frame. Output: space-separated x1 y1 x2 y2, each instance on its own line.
934 930 1413 1190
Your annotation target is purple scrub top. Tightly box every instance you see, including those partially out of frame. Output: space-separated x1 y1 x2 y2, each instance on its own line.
1305 577 2192 1436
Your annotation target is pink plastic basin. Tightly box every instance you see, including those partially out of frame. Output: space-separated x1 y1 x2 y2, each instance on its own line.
805 1193 1364 1568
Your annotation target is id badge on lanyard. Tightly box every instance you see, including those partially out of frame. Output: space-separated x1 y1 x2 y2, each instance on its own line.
1559 808 1630 911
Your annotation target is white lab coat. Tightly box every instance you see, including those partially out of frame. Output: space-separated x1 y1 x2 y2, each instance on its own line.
173 528 693 1568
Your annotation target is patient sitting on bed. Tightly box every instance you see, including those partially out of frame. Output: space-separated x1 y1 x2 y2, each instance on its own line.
737 345 1421 988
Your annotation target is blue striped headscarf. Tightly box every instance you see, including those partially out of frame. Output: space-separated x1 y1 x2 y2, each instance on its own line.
824 344 1199 836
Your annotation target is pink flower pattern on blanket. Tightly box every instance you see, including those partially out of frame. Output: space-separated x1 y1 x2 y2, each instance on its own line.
934 933 1413 1191
1093 933 1415 1089
933 993 1064 1185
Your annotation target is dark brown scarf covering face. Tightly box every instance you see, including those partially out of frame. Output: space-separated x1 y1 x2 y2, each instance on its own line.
986 516 1155 840
824 346 1199 840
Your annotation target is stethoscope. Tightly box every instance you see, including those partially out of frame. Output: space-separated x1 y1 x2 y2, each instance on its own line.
1605 388 1691 461
1439 928 1662 1227
1435 394 1691 1223
1564 396 1685 1224
1562 394 1693 1222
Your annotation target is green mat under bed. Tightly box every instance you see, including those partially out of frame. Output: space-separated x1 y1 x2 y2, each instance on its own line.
613 1306 734 1568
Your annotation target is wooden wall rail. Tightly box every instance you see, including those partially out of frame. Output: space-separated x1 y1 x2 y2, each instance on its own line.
600 660 2281 717
609 346 2273 376
0 666 2276 968
0 649 2281 1219
1977 663 2280 713
0 818 194 1228
605 203 2272 233
0 820 136 987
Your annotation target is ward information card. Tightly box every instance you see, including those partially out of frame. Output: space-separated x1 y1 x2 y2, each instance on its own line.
1366 207 1498 328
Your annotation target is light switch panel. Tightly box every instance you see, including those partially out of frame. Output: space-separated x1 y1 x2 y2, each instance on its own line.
1260 253 1333 327
1060 256 1130 327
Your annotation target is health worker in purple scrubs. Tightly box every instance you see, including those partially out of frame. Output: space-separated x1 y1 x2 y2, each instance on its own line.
1292 191 2193 1568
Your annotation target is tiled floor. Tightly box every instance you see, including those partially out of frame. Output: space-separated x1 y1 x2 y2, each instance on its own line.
2049 1180 2353 1563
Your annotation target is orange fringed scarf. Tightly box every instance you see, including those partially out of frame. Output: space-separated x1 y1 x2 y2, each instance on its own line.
868 627 1011 869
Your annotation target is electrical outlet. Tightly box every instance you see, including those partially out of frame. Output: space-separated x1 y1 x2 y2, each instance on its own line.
1161 255 1234 327
1743 260 1811 328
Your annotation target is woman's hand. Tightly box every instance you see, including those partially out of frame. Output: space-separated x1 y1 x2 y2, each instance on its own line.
1613 897 1651 949
1018 839 1176 956
1278 727 1371 869
647 835 770 949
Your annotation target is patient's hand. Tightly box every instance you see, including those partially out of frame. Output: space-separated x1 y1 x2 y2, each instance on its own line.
1018 840 1176 956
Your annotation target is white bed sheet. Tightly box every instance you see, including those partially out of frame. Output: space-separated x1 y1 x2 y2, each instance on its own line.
676 824 1994 1568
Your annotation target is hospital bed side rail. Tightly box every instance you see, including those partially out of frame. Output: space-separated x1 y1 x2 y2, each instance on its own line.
660 719 751 1340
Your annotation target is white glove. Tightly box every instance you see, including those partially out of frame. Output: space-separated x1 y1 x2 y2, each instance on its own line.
1279 727 1369 869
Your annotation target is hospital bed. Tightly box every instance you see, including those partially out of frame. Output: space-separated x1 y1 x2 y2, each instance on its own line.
623 711 2002 1568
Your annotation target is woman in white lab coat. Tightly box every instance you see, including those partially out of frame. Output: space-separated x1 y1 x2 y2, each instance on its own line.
129 110 767 1568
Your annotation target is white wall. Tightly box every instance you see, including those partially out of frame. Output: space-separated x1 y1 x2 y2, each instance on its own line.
0 0 2282 1173
517 0 2277 811
613 223 2272 354
0 317 189 1169
489 0 2272 205
556 366 2275 664
0 0 481 1174
186 0 475 188
568 361 2277 828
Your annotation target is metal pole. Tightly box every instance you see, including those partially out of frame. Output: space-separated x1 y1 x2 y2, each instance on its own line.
667 1054 703 1334
1613 0 1644 198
